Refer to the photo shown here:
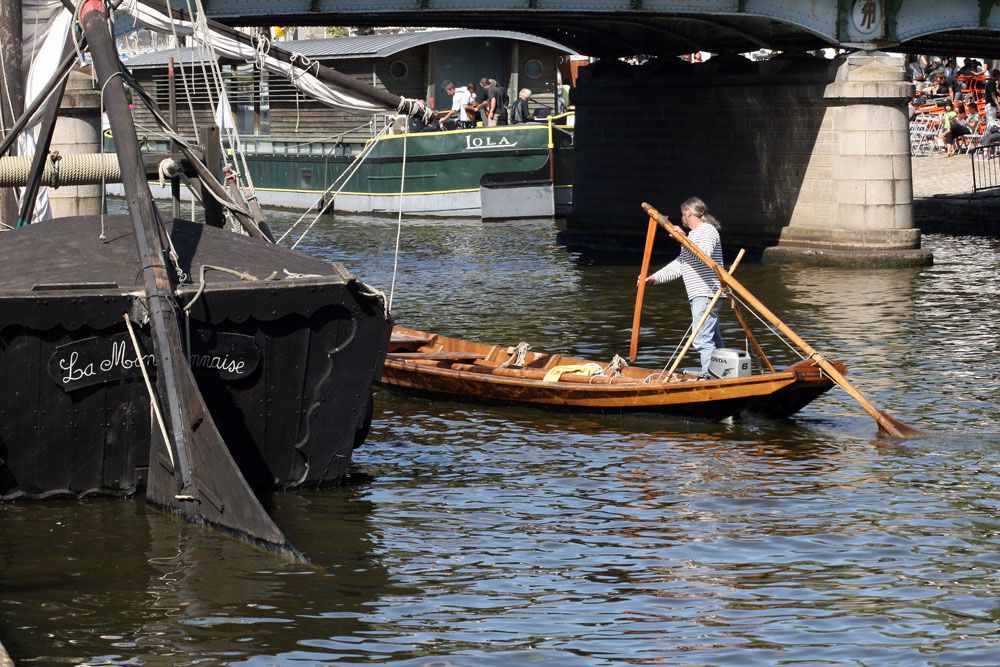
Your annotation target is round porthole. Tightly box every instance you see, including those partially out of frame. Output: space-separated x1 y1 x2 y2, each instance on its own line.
388 59 408 79
524 58 543 79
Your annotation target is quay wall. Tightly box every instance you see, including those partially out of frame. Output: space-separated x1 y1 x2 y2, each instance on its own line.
569 53 931 266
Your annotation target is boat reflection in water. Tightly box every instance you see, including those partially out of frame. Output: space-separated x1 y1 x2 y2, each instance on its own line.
0 485 388 663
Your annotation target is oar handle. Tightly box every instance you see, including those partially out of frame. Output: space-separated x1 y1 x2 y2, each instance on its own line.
629 215 658 364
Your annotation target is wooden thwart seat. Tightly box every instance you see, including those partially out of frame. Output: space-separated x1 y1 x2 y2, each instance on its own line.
390 333 434 344
386 351 486 362
388 332 436 352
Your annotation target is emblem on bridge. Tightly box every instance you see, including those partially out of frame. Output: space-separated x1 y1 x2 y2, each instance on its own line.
847 0 885 42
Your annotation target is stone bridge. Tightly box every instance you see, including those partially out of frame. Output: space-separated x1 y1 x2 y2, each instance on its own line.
185 0 1000 264
192 0 1000 59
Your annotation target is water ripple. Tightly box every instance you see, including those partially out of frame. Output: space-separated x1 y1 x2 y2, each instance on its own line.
2 217 999 665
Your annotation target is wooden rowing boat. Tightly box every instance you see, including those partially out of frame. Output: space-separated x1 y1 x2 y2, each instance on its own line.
380 326 842 422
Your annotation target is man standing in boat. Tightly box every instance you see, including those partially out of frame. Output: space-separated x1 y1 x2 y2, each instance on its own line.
641 197 725 378
439 81 473 129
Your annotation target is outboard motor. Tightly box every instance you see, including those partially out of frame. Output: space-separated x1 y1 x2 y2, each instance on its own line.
708 349 751 379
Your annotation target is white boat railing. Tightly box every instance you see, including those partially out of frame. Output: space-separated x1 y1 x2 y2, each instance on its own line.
123 110 576 157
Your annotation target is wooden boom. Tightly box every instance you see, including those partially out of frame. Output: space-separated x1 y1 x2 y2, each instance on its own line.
641 202 925 438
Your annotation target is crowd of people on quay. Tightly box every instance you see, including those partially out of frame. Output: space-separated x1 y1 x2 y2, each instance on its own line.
906 55 1000 159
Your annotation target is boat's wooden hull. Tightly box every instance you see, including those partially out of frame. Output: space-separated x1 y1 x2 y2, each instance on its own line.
0 217 391 499
380 327 837 422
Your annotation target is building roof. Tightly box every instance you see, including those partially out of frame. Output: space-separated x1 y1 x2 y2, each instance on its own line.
124 28 575 69
124 47 209 69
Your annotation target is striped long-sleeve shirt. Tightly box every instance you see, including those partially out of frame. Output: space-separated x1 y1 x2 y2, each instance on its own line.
650 223 723 299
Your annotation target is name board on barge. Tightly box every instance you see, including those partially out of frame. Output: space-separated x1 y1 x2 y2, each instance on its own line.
47 331 260 392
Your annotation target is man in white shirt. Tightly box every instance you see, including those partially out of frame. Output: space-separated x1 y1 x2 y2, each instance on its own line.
641 197 726 377
439 81 473 129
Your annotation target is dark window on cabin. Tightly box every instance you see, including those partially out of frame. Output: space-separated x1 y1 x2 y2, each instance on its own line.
300 168 313 189
226 65 269 136
258 79 270 135
388 59 409 79
525 59 544 79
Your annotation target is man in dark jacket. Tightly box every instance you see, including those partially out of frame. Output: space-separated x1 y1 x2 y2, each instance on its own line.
485 78 508 126
510 88 532 124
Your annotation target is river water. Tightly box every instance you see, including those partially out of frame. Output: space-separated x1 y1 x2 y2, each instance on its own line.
2 212 998 666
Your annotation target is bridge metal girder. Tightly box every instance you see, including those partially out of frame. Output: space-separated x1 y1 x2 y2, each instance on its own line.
190 0 1000 57
195 0 838 36
892 0 1000 40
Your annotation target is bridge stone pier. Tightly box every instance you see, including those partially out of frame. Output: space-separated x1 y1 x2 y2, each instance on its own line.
569 51 932 267
49 70 102 218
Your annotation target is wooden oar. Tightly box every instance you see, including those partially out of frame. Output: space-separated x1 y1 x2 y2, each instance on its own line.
641 202 925 438
82 0 304 559
663 248 745 379
629 215 658 363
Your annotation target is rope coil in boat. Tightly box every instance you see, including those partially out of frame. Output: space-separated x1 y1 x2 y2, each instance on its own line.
501 342 532 368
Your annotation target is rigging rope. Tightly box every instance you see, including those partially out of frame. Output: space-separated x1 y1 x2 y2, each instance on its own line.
0 47 12 137
276 124 390 247
652 320 695 382
187 0 258 199
123 313 174 469
100 67 222 274
163 0 200 140
730 292 806 360
388 130 408 312
183 263 259 316
124 72 255 221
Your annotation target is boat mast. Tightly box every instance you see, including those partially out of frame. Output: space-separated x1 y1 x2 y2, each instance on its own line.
0 1 23 228
79 0 303 560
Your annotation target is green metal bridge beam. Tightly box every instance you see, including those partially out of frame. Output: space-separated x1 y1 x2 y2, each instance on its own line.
183 0 1000 58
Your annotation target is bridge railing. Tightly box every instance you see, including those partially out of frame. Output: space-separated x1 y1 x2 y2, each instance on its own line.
546 110 575 149
971 145 1000 194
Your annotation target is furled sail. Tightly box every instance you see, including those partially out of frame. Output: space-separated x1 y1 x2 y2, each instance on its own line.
118 0 419 114
11 0 74 223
